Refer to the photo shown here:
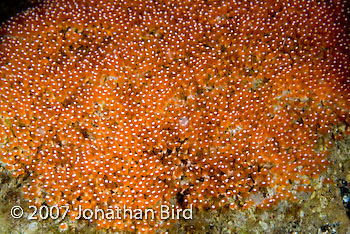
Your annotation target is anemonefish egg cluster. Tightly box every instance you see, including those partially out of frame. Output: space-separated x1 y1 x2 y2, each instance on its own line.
0 0 349 232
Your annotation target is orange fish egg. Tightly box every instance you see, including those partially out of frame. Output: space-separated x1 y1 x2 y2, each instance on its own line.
0 0 349 233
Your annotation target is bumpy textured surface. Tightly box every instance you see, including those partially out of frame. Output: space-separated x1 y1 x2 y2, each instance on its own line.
0 0 349 232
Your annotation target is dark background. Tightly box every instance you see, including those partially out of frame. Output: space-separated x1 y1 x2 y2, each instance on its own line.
0 0 36 24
